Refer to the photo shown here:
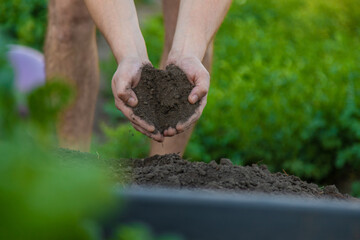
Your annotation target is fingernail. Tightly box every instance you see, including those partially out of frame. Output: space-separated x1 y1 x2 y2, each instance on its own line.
149 126 155 133
127 97 136 106
190 95 198 104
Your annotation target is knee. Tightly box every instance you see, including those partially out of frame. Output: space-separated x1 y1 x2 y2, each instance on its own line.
48 0 94 43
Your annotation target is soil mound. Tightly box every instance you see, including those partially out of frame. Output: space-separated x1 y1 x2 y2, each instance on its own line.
130 154 352 200
55 149 355 200
133 64 199 133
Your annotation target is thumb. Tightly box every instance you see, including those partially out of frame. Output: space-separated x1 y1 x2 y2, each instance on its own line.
189 72 210 104
116 81 138 107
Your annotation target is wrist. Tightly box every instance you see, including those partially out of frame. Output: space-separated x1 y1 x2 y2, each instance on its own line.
167 50 197 66
112 37 148 64
169 33 208 62
106 20 148 64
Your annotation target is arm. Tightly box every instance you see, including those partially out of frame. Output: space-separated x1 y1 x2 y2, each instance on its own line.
84 0 146 62
166 0 232 134
84 0 163 141
170 0 232 61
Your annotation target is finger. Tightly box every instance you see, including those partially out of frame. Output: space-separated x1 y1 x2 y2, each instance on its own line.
132 123 164 142
176 111 200 133
177 96 207 132
131 121 162 141
114 77 138 107
189 70 210 104
164 127 177 137
114 99 156 133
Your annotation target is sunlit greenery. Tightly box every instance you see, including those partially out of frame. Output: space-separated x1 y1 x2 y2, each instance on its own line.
100 0 360 193
0 57 114 239
0 0 47 50
1 0 360 196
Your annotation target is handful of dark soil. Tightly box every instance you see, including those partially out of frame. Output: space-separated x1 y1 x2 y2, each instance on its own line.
132 64 199 133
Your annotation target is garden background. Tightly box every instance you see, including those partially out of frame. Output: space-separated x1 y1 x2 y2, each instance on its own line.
1 0 360 197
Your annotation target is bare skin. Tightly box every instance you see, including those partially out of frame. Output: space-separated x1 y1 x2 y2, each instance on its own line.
46 0 231 154
164 0 232 137
150 0 214 156
84 0 164 142
45 0 99 151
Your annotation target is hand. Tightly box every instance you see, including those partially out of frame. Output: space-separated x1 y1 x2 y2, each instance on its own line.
164 55 210 137
111 57 164 142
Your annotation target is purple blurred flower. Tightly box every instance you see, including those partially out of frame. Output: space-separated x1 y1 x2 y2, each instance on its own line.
7 45 45 93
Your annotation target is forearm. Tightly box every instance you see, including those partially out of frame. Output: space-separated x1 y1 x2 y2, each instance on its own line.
84 0 148 62
170 0 232 60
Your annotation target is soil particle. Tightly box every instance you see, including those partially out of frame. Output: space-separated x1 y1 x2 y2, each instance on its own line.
129 154 354 200
220 158 232 165
132 64 199 133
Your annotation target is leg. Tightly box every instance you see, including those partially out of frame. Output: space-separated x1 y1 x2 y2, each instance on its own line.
45 0 99 151
149 0 214 156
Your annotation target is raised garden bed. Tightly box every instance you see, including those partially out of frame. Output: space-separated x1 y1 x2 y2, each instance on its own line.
106 187 360 240
58 149 360 240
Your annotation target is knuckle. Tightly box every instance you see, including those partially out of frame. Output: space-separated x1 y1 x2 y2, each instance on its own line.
117 91 129 101
195 86 208 98
129 113 137 121
199 86 208 94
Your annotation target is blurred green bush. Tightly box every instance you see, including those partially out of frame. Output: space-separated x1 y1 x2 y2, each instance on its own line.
0 52 114 239
98 123 150 159
190 0 360 184
112 223 183 240
0 50 180 238
2 0 359 194
0 0 47 50
99 0 360 193
0 132 113 240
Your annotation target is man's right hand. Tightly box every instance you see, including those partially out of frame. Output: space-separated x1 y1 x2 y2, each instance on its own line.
84 0 163 141
111 57 164 142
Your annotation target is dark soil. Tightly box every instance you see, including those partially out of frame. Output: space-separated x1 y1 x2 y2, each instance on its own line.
56 149 356 200
133 64 199 133
127 154 354 200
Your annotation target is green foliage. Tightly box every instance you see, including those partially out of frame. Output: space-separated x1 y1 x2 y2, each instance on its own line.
100 0 360 188
0 35 16 138
141 15 164 68
351 181 360 198
0 133 113 240
190 0 360 183
28 79 74 132
98 123 150 159
0 64 114 239
0 0 47 50
112 223 183 240
0 39 170 239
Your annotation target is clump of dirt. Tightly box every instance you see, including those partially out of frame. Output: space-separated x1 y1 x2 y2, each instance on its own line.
132 64 199 133
128 154 353 200
55 149 355 200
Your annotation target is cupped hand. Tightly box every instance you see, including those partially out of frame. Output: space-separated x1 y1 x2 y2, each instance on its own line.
164 55 210 137
111 57 164 142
